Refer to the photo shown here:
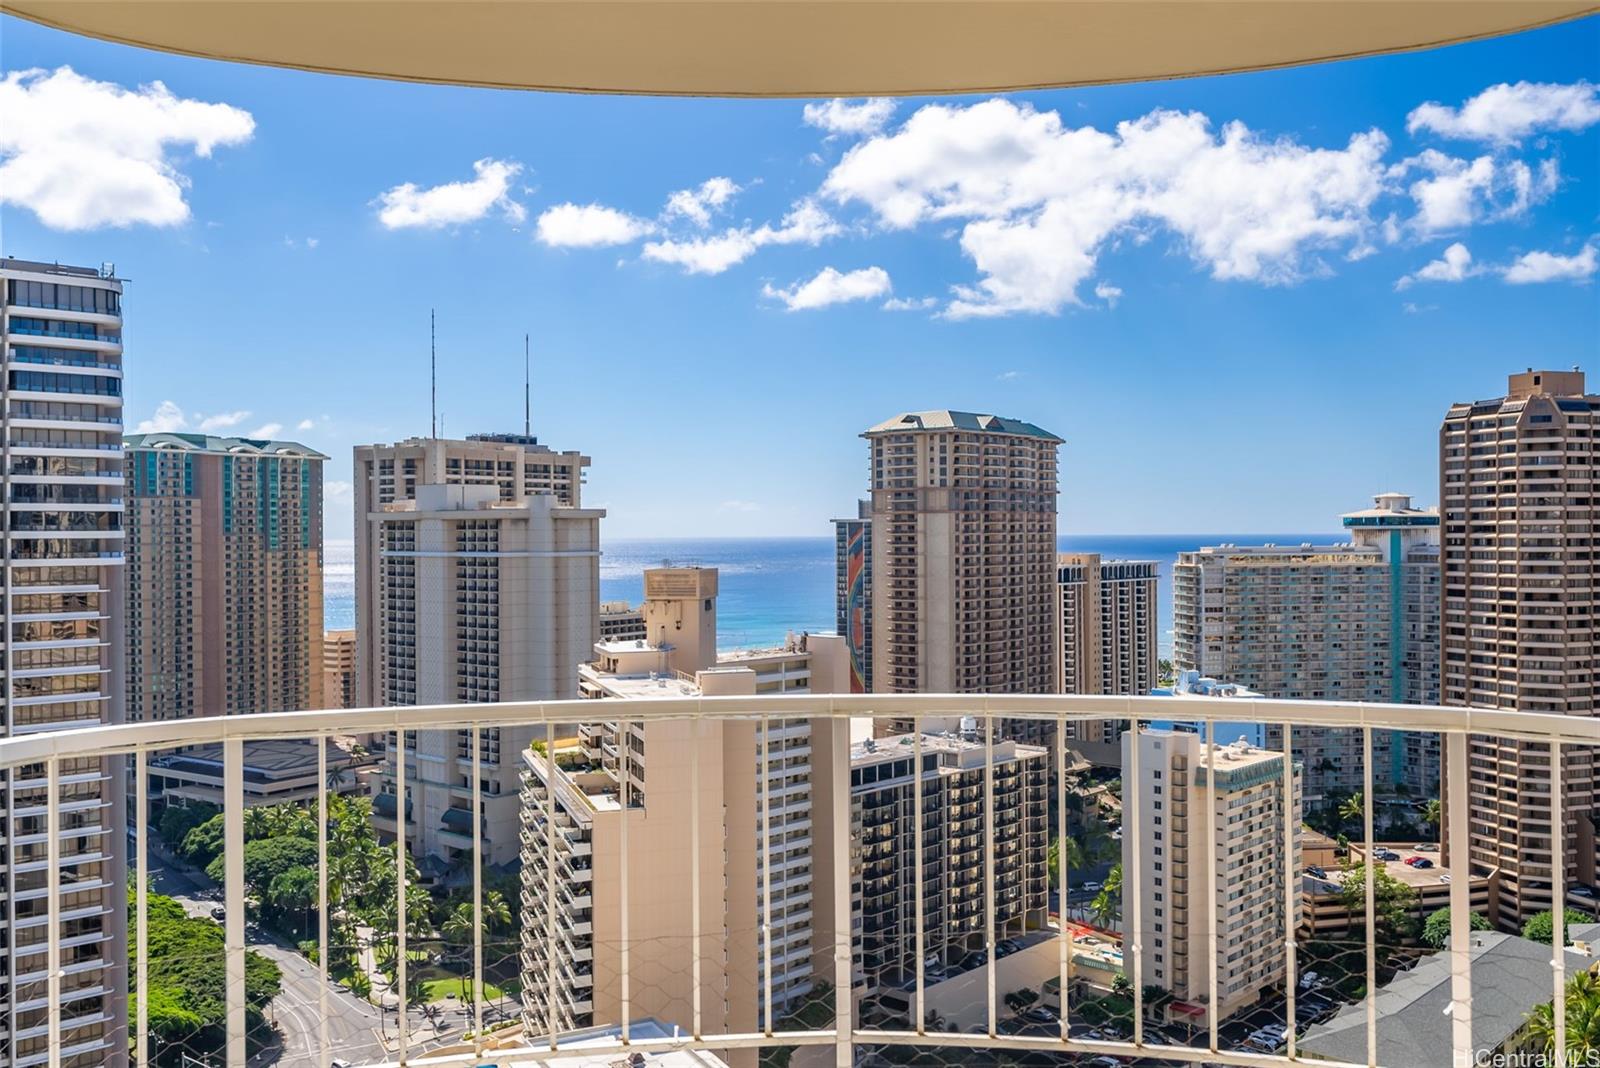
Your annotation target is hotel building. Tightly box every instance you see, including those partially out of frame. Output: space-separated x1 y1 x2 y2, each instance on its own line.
368 481 603 868
124 432 326 722
353 433 588 707
833 500 872 693
1441 369 1598 925
811 727 1050 998
598 601 645 643
1172 493 1441 798
323 628 356 709
1 258 128 1067
1054 553 1158 763
864 411 1061 740
519 567 849 1045
1122 729 1301 1025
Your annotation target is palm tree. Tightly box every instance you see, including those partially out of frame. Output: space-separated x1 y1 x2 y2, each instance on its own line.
1090 862 1122 930
1527 970 1600 1056
1422 798 1442 834
441 902 477 1000
1338 791 1365 829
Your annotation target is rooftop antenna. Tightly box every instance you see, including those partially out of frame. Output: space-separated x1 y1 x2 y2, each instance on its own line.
430 309 438 439
524 332 531 438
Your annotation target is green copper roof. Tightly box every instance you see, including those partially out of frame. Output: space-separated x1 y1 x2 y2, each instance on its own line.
864 410 1061 442
123 431 328 460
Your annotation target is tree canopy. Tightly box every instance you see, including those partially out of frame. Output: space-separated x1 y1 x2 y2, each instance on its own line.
1420 905 1490 949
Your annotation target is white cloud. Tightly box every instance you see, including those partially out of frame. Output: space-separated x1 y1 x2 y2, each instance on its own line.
664 177 741 227
996 370 1023 382
803 98 897 137
761 266 892 311
1407 81 1600 145
643 198 840 275
376 158 525 229
1502 242 1598 284
1395 242 1479 289
1094 281 1123 307
535 202 655 247
718 499 761 513
296 418 316 431
325 480 353 503
249 422 284 439
0 66 255 230
134 401 188 434
197 409 251 432
882 295 938 311
305 237 319 249
1401 150 1558 235
822 100 1391 317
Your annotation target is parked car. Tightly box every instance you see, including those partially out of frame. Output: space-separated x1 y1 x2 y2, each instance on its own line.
1408 856 1434 868
996 938 1023 957
1020 1006 1059 1025
1298 970 1321 990
1081 881 1103 893
1572 884 1598 899
210 905 226 921
1306 865 1327 879
1373 848 1400 861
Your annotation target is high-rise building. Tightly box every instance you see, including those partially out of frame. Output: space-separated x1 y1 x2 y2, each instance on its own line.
864 411 1061 739
519 567 850 1042
832 500 872 693
598 601 645 643
124 432 326 722
323 628 356 708
1 257 128 1067
1122 729 1301 1026
811 726 1049 999
368 481 603 867
1441 369 1597 926
1171 493 1440 798
353 433 588 707
1055 553 1158 763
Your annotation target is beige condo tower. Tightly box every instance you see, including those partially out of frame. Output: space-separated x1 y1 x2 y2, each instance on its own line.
1441 368 1598 926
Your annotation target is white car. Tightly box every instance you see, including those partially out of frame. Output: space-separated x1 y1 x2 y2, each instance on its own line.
1572 885 1598 900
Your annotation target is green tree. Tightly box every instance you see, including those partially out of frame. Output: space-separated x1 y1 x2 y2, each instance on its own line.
179 812 227 866
1090 863 1122 929
1526 971 1600 1057
207 833 318 894
131 888 282 1064
1338 791 1365 828
1421 799 1441 835
158 802 219 852
1522 908 1590 947
1338 863 1422 944
1420 905 1489 949
265 865 319 935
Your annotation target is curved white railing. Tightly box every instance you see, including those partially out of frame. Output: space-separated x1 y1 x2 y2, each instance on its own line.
3 694 1591 1068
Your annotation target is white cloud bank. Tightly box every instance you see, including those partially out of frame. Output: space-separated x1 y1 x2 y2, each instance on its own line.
1396 242 1478 289
821 100 1391 317
1503 242 1598 285
803 98 897 137
664 177 741 227
536 203 656 247
642 199 840 274
1400 151 1558 235
0 66 255 230
762 266 891 311
376 158 525 229
1407 81 1600 145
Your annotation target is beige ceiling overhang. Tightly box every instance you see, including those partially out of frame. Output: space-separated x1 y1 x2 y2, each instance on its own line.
3 1 1595 97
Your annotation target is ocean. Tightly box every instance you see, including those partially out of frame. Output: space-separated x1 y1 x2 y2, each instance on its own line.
324 533 1340 657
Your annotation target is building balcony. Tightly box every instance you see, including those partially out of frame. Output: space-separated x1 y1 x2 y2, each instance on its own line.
16 691 1595 1068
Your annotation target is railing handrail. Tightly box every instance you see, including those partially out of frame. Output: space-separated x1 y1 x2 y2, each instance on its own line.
0 692 1591 767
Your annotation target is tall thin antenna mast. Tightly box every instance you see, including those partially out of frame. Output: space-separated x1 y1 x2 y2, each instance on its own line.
524 333 531 438
430 309 438 439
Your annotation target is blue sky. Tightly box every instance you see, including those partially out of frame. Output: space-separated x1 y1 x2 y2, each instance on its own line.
3 15 1597 540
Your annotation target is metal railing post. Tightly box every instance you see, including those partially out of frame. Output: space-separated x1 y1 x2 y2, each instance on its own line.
1128 708 1144 1047
544 720 558 1051
830 715 853 1068
318 738 330 1066
472 724 484 1056
1446 731 1473 1068
985 713 997 1039
761 715 775 1036
224 738 247 1066
1363 728 1376 1068
1057 717 1069 1043
397 729 410 1064
689 716 703 1041
913 721 925 1036
1204 718 1219 1055
1281 722 1297 1060
619 719 630 1046
1551 740 1566 1066
45 757 60 1068
136 750 150 1068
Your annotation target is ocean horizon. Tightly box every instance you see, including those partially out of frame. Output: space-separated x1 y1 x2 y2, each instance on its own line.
324 532 1341 657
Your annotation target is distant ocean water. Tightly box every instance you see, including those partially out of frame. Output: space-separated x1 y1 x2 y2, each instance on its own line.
321 533 1341 656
